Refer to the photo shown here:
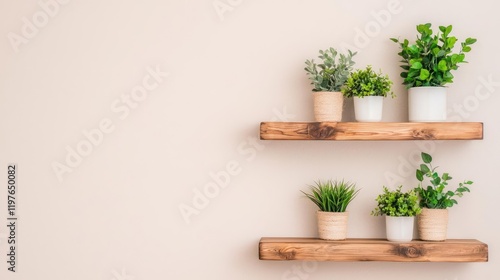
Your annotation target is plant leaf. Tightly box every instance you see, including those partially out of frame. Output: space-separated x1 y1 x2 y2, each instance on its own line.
421 152 432 163
419 69 430 80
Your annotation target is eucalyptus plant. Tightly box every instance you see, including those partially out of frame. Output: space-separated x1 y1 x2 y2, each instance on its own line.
415 152 472 209
371 186 421 217
391 23 476 88
341 65 394 98
302 180 359 212
304 48 356 92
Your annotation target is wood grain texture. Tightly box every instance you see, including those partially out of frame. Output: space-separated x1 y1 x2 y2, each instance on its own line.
259 122 483 141
259 238 488 262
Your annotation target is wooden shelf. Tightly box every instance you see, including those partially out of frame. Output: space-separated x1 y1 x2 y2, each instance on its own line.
260 122 483 141
259 238 488 262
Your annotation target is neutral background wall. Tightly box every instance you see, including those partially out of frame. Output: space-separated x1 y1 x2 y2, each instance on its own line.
0 0 498 279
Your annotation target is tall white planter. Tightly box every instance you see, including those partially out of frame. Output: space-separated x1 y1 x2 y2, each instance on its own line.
408 87 447 122
353 96 384 122
385 216 414 242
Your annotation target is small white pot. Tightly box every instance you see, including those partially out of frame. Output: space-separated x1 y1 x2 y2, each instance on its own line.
353 96 383 122
317 211 348 240
385 216 414 242
313 92 344 122
408 87 447 122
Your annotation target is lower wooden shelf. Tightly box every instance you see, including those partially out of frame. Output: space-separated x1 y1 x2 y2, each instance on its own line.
259 237 488 262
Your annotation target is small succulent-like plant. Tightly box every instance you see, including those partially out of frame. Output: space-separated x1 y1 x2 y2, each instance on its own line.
391 23 476 88
341 65 394 98
371 186 421 217
302 180 359 212
304 48 356 92
415 152 472 209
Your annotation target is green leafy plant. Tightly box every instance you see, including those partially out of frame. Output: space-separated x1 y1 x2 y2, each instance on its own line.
415 152 473 209
341 65 394 98
371 186 421 217
391 23 477 88
304 48 356 92
302 180 359 212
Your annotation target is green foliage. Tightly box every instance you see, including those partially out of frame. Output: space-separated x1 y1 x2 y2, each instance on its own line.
305 48 357 92
415 152 473 209
341 65 394 98
371 186 421 217
391 23 477 88
302 180 359 212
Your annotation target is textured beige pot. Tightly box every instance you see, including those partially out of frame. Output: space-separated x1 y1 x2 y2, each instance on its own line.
317 211 348 240
417 208 448 241
313 91 344 122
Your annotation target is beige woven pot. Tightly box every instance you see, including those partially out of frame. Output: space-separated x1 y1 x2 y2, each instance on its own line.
316 211 348 240
313 91 344 122
417 208 448 241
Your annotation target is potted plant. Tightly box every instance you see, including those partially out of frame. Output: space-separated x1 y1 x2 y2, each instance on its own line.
305 48 356 122
302 180 359 240
391 23 476 122
371 186 421 242
415 152 473 241
341 65 394 122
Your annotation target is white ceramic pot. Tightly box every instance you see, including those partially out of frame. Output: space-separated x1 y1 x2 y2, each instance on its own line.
316 211 348 240
313 92 344 122
353 96 384 122
417 208 448 241
408 87 447 122
385 216 415 242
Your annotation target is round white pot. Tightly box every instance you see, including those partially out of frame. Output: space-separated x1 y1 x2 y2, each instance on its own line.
316 211 348 240
408 87 447 122
417 208 448 241
353 96 383 122
385 216 415 242
313 92 344 122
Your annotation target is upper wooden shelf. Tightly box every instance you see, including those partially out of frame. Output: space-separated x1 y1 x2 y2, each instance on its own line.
259 237 488 262
260 122 483 141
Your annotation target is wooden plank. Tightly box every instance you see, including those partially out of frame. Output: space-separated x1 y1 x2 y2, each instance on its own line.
259 122 483 141
259 238 488 262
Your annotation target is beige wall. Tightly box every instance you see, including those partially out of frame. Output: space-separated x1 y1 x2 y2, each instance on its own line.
0 0 498 279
